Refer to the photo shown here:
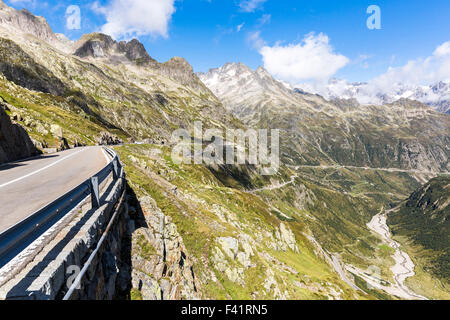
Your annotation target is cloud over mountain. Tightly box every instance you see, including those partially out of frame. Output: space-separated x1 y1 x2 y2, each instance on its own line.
369 41 450 92
293 41 450 113
92 0 176 39
259 33 349 84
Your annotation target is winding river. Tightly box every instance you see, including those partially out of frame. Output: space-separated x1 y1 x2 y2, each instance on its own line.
366 209 427 300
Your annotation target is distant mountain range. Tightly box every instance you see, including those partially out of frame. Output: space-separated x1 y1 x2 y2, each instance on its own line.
295 79 450 115
199 62 450 115
198 62 450 173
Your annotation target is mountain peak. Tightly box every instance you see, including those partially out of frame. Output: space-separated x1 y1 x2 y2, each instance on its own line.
156 56 211 92
198 61 299 119
118 38 153 62
0 0 58 45
200 62 291 92
74 33 155 64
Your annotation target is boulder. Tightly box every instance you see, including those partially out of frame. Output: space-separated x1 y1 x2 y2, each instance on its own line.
35 122 48 135
96 131 123 146
57 137 70 151
50 124 63 137
0 105 40 164
278 223 299 253
217 237 239 259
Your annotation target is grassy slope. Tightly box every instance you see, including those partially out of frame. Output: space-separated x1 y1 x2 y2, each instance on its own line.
388 177 450 299
0 76 129 148
115 144 376 300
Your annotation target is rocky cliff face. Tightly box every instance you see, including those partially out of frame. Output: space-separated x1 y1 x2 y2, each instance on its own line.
0 98 39 164
129 195 200 300
155 57 211 93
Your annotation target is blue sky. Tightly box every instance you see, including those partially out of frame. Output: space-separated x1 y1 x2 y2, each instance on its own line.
5 0 450 85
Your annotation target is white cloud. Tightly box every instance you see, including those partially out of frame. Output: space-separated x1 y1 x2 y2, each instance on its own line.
257 14 271 26
247 31 266 49
239 0 267 13
370 41 450 91
92 0 176 39
434 41 450 57
259 33 349 83
299 41 450 106
237 22 245 32
9 0 34 3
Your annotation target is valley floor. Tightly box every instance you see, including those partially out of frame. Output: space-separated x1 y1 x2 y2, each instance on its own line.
364 208 427 300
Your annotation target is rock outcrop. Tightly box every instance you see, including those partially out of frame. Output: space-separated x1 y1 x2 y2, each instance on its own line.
0 101 39 164
129 195 200 300
156 57 208 92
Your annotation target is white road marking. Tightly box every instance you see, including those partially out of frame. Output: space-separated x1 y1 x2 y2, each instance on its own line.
101 148 111 163
0 148 86 189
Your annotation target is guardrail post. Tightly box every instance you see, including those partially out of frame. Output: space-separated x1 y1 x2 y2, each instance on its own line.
90 176 100 208
112 159 118 180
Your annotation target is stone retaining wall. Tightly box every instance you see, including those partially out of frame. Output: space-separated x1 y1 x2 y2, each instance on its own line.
0 175 130 300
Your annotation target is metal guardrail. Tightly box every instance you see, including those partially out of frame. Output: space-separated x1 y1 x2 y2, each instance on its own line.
63 194 127 300
0 147 123 268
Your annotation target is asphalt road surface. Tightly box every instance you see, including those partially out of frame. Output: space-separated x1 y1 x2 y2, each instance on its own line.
0 147 109 234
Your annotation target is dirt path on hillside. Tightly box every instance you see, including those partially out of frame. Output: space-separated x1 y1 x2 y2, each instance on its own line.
247 172 299 193
295 164 443 175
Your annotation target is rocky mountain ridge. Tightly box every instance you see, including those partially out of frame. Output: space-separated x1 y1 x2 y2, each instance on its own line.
0 0 70 53
0 0 229 147
74 33 156 65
